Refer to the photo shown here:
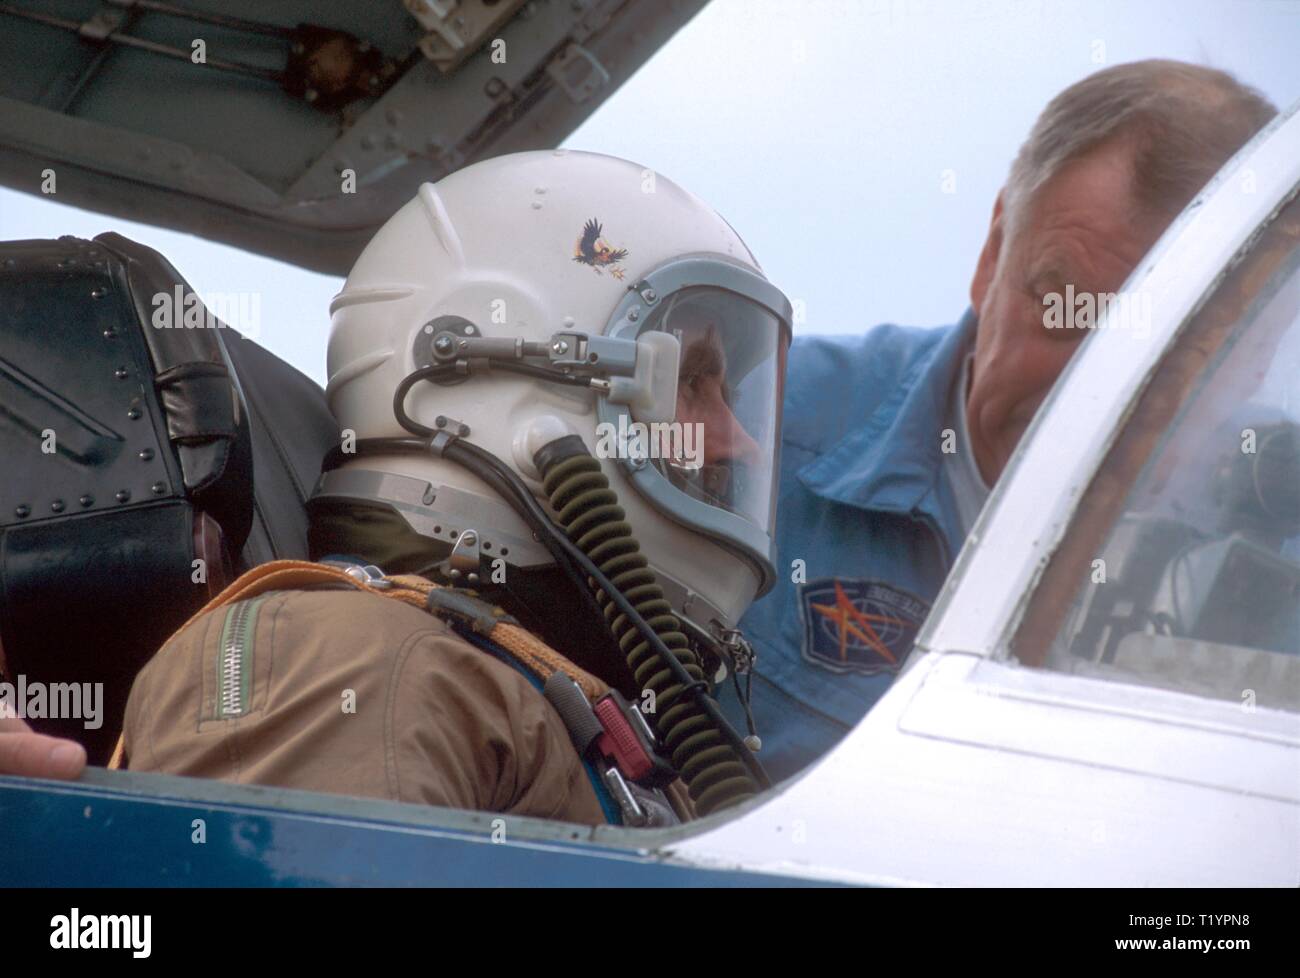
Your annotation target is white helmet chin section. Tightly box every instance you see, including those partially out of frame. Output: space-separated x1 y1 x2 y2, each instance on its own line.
322 150 792 631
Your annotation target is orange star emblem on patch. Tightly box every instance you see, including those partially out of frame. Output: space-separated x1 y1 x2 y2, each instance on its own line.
799 578 930 676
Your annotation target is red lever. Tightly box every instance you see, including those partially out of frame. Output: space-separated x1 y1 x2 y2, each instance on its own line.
593 694 655 783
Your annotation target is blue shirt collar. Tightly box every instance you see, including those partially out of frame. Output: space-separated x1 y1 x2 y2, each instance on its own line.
797 310 978 541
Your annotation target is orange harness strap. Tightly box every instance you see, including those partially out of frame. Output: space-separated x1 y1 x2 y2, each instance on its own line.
107 560 606 770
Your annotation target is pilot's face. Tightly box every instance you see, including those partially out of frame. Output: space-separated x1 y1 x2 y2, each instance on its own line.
967 139 1171 485
673 322 762 467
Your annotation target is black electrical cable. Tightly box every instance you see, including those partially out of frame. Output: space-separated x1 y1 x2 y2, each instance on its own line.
489 361 592 387
322 436 427 473
393 363 458 437
393 361 588 439
730 666 759 743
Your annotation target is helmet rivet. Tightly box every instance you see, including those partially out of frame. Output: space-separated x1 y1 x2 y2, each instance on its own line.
641 289 657 303
423 324 434 334
433 334 454 355
551 339 569 355
627 309 640 322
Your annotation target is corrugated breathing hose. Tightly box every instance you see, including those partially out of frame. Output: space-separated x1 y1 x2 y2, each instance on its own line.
537 439 761 815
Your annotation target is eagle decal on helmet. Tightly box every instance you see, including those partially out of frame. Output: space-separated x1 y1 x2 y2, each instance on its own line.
573 218 628 279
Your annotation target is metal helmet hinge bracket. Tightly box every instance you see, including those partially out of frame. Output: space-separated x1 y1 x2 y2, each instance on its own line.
438 527 489 585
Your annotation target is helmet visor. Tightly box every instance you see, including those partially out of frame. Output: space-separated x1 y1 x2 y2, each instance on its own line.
634 287 788 535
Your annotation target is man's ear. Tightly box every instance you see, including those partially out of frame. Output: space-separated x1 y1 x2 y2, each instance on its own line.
970 191 1007 311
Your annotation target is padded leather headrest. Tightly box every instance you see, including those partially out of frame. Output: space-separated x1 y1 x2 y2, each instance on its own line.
94 232 254 552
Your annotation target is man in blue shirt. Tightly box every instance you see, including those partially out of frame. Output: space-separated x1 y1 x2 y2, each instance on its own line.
729 59 1278 782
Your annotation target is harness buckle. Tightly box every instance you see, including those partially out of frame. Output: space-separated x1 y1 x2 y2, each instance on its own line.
425 588 517 635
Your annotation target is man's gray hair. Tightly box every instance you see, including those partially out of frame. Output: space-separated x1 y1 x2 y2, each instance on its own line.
1006 59 1278 231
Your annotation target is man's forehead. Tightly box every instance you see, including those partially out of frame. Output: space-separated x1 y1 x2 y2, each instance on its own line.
1018 213 1163 291
669 315 724 344
1020 139 1144 235
1016 145 1169 280
666 301 717 326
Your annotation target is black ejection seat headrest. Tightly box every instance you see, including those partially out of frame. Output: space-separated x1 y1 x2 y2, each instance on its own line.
94 231 255 551
0 234 256 763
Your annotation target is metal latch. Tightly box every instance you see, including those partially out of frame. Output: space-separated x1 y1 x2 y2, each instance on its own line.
546 43 609 103
442 527 483 583
321 560 393 590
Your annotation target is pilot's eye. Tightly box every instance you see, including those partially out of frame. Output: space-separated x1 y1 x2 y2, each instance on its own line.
680 367 724 401
680 335 725 388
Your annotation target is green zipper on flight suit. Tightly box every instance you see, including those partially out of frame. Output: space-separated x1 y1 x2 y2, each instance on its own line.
216 596 269 719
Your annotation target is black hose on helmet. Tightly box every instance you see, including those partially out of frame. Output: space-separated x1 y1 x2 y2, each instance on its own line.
533 434 765 815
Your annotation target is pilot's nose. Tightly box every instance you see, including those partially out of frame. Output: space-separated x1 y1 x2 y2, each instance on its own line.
708 403 762 466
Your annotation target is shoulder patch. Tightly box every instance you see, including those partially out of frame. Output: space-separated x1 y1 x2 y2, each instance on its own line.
798 578 930 676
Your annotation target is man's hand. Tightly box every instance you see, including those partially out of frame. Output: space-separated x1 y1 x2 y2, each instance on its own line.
0 713 87 779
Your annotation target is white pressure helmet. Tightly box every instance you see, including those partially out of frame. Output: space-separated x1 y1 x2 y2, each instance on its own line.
316 149 792 634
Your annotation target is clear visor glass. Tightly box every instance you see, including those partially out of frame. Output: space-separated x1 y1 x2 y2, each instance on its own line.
633 286 788 534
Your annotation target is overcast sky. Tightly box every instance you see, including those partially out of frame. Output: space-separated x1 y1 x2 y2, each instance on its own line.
2 0 1298 385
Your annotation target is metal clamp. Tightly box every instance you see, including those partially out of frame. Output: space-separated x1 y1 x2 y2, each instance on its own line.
715 625 757 675
444 527 482 582
427 415 470 457
546 331 638 375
